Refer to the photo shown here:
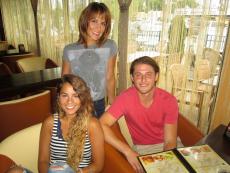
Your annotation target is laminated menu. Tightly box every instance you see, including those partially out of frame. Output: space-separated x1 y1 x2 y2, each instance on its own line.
138 144 230 173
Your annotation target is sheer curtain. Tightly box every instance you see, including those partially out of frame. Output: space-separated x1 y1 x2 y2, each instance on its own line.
128 0 229 133
37 0 87 65
0 0 37 53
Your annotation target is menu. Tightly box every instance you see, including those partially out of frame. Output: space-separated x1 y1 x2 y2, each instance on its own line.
138 144 230 173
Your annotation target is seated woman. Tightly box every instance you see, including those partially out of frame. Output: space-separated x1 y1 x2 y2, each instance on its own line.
38 74 104 173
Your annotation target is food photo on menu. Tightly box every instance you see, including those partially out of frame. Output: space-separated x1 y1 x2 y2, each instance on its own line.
177 145 230 173
138 150 190 173
138 144 230 173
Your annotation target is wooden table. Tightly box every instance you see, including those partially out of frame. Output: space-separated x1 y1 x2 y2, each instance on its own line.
0 67 61 99
197 124 230 164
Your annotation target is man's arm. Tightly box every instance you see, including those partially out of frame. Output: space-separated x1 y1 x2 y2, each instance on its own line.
100 112 144 173
163 123 177 151
99 112 132 156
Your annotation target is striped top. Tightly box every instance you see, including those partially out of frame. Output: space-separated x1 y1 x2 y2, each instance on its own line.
50 115 92 168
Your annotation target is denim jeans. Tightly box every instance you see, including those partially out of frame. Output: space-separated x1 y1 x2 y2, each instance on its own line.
93 98 105 118
48 162 75 173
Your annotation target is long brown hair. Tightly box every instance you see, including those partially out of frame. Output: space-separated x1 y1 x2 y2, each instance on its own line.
77 2 111 47
57 74 93 171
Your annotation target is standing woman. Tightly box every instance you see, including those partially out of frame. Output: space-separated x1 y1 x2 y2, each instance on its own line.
62 2 117 118
38 74 104 173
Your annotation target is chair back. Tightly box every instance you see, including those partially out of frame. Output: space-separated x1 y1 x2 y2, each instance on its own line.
170 63 205 126
0 62 12 75
45 58 58 69
0 90 52 142
170 63 186 89
203 48 221 75
16 57 58 72
167 52 181 67
195 59 211 81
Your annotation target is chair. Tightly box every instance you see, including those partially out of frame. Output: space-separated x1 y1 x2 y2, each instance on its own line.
202 48 221 75
0 90 52 142
194 59 216 129
16 56 58 72
195 59 213 93
167 52 181 67
195 59 211 82
170 63 187 93
0 62 13 75
170 63 205 126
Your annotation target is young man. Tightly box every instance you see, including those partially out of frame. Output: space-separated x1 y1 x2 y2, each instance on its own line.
100 56 178 173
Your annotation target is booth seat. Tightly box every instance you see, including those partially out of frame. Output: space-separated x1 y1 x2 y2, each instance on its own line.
0 122 134 173
0 90 51 142
0 114 203 173
0 123 42 172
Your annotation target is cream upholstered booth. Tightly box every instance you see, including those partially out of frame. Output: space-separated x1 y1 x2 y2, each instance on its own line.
0 90 52 142
0 113 203 173
0 123 42 172
0 122 135 173
0 90 52 172
0 88 134 173
16 56 58 72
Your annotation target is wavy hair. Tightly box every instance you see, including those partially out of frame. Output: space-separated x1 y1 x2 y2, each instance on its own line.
130 56 160 76
57 74 94 171
77 2 111 47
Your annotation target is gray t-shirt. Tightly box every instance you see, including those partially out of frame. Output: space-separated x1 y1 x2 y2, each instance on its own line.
63 39 117 101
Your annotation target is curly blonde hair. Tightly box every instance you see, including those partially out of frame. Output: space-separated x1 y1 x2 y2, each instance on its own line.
57 74 94 171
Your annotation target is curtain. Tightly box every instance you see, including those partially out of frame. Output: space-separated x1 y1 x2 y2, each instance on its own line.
128 0 229 133
37 0 87 65
0 0 37 53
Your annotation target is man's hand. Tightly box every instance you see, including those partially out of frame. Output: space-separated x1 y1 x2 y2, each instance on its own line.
125 149 144 173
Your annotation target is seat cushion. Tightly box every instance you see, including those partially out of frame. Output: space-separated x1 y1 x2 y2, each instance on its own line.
0 123 42 173
17 57 46 72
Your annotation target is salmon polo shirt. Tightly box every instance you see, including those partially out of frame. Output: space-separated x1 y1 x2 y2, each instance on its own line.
108 87 178 145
